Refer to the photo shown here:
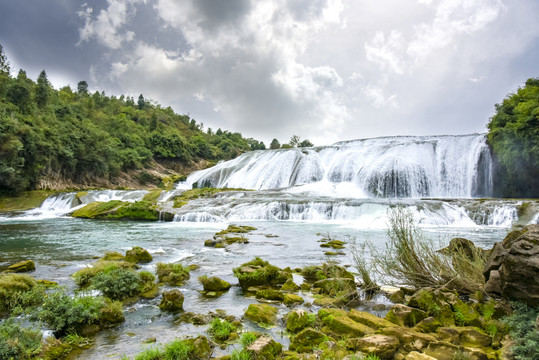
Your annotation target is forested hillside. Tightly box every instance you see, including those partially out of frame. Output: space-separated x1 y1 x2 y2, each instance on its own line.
0 46 265 194
487 78 539 198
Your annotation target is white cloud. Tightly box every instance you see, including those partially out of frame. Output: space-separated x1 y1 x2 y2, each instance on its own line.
78 0 140 49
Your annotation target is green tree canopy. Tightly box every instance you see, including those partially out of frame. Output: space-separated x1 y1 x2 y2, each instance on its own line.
487 78 539 197
270 138 280 149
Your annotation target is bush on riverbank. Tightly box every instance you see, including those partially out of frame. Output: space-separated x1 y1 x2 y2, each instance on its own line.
0 274 44 316
355 207 487 294
0 319 42 359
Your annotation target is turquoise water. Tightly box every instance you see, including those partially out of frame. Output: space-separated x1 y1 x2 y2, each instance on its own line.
0 216 509 358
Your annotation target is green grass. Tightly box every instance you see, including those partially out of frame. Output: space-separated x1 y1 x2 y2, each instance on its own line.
208 318 236 341
0 190 55 212
156 262 190 285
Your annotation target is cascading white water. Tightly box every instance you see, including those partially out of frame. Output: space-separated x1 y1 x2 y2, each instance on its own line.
181 134 493 198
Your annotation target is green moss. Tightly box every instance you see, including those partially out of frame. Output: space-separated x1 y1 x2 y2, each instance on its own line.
289 328 328 353
142 189 162 202
125 246 153 263
71 200 126 219
283 294 304 306
156 262 190 285
0 273 44 315
233 257 291 288
256 289 285 301
107 200 159 221
216 224 257 236
199 275 231 292
0 190 55 212
160 174 187 190
286 310 316 333
100 251 125 261
318 308 375 338
71 260 135 287
244 303 279 326
172 188 249 208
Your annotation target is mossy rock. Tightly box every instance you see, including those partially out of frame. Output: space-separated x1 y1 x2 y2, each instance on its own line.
346 334 399 360
318 308 376 337
125 246 153 264
71 200 126 219
281 279 300 292
244 303 279 326
37 279 58 287
199 275 231 292
246 335 282 360
348 309 395 330
379 326 437 353
156 262 190 285
289 328 328 353
101 251 125 261
286 309 315 333
312 290 359 308
313 277 356 295
6 260 36 273
407 288 456 326
320 240 346 249
99 300 125 324
233 257 291 288
436 326 492 348
386 304 429 328
414 316 443 333
283 294 304 306
256 289 285 301
159 289 184 312
302 263 354 282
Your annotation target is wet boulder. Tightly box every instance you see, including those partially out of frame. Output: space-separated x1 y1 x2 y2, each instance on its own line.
244 303 279 326
346 334 399 360
246 335 282 360
289 328 327 353
5 260 36 273
159 289 184 312
125 246 153 264
286 309 315 333
483 224 539 305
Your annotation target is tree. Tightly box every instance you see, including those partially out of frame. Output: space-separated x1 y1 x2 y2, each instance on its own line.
487 78 539 197
77 80 88 94
35 70 51 108
289 135 301 147
299 139 314 147
0 44 10 74
270 138 280 149
6 70 32 113
137 94 145 109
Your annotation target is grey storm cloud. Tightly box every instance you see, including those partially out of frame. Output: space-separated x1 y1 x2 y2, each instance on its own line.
1 0 539 146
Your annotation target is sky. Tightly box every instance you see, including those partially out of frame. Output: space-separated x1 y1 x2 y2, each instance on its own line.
1 0 538 146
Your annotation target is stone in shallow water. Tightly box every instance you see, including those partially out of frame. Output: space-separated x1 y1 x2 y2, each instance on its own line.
6 260 35 273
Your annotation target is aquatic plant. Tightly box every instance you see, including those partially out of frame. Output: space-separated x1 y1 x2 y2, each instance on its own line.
92 267 141 300
208 317 236 341
0 318 42 359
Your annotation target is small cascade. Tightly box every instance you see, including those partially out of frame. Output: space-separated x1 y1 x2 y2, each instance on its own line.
23 192 79 218
181 134 493 198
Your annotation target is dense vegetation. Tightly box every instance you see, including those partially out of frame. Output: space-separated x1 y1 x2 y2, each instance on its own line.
487 78 539 197
0 45 265 194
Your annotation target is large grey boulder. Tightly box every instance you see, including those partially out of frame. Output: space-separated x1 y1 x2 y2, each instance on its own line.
483 225 539 305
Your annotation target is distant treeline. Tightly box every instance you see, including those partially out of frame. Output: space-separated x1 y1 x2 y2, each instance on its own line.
487 78 539 198
0 45 266 194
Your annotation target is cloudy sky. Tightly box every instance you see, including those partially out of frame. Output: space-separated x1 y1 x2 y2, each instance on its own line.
1 0 538 145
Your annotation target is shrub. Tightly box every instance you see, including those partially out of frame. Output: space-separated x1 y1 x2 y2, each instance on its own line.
72 261 134 287
0 274 44 315
138 271 156 293
92 267 141 300
0 319 42 359
503 301 539 360
99 299 125 324
363 207 486 293
38 290 104 336
156 263 190 285
208 318 236 341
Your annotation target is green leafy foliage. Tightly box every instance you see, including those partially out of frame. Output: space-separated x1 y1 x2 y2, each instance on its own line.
502 301 539 360
208 318 236 341
38 290 104 336
0 47 263 194
487 78 539 197
0 319 42 360
92 268 141 300
0 274 44 316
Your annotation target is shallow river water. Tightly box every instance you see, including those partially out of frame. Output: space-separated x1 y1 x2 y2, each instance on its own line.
0 214 510 359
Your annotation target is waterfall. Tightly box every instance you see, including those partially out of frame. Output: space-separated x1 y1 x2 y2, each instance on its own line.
181 134 493 198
